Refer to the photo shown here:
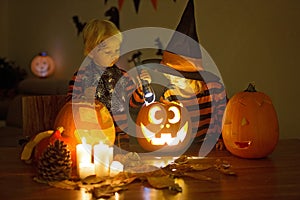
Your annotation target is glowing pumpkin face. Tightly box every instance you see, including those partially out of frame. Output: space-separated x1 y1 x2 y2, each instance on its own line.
136 102 192 152
35 100 115 172
222 83 279 158
31 52 55 78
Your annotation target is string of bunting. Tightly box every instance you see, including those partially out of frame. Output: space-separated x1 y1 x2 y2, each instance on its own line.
104 0 177 13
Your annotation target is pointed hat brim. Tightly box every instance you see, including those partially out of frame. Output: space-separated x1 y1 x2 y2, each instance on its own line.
141 59 220 82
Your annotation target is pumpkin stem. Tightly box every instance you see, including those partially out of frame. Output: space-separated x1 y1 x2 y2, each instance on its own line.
49 127 64 144
244 83 257 92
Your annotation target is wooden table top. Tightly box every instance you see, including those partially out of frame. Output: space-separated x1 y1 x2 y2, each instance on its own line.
1 139 300 200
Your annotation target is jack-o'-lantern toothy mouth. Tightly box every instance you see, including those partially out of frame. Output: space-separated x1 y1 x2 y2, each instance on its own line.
36 66 49 73
140 122 188 146
234 141 252 149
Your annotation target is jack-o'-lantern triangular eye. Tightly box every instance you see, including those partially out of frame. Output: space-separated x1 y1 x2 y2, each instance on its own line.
241 117 249 126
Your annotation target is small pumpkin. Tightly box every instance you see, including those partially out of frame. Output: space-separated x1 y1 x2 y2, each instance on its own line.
34 127 77 171
35 100 115 171
136 101 192 152
30 52 55 78
222 83 279 158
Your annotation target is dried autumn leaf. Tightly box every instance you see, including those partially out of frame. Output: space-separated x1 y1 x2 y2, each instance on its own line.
214 159 237 176
113 171 132 180
174 155 188 164
147 175 178 189
81 175 105 185
111 176 137 187
125 164 160 174
144 168 168 177
190 164 213 171
92 185 126 199
48 180 80 190
215 159 231 169
163 163 191 172
169 184 183 192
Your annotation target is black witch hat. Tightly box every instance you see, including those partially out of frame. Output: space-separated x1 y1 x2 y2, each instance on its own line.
145 0 219 82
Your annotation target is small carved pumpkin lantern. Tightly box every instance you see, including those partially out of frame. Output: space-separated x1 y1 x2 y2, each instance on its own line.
136 101 192 152
30 52 55 78
222 83 279 158
35 100 115 170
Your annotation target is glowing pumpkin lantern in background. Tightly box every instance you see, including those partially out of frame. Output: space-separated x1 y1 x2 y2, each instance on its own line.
222 83 279 159
30 52 55 78
34 100 115 170
136 101 192 152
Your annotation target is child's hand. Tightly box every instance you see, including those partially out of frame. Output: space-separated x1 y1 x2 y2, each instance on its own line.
139 69 152 84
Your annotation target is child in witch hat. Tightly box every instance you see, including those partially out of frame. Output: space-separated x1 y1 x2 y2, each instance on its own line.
143 0 227 150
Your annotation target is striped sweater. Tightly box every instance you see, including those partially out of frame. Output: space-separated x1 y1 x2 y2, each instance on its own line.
67 61 143 136
160 78 227 143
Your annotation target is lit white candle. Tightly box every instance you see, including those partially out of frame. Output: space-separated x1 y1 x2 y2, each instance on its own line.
76 137 92 175
79 162 95 179
108 146 114 166
110 161 124 177
94 142 110 177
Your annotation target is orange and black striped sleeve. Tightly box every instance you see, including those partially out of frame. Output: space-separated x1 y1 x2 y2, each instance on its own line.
66 66 89 102
161 80 227 142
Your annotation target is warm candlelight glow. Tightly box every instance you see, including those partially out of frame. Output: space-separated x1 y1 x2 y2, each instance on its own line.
110 161 124 177
76 137 93 178
94 142 113 177
79 162 95 179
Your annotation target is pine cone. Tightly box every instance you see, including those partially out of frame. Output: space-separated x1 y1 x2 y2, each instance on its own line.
37 140 72 182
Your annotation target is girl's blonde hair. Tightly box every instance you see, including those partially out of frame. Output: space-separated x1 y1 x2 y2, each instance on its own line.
82 19 122 56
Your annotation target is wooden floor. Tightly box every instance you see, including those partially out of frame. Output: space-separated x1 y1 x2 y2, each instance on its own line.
0 139 300 199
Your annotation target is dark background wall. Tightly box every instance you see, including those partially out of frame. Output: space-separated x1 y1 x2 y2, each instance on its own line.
0 0 299 139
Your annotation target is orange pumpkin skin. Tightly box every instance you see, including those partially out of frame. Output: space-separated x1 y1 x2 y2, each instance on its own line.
35 100 115 172
34 128 77 169
31 52 55 78
222 84 279 158
53 100 116 144
136 101 192 152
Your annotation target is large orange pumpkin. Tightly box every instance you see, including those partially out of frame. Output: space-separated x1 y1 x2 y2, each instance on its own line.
35 100 115 172
136 101 192 153
222 83 279 158
30 52 55 78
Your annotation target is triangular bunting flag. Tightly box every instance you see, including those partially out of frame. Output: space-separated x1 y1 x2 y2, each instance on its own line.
118 0 125 11
151 0 158 10
133 0 141 13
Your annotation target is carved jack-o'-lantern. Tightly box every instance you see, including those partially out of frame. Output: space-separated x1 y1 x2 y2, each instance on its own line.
136 101 192 152
35 100 115 170
53 100 115 146
30 52 55 78
222 83 279 158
